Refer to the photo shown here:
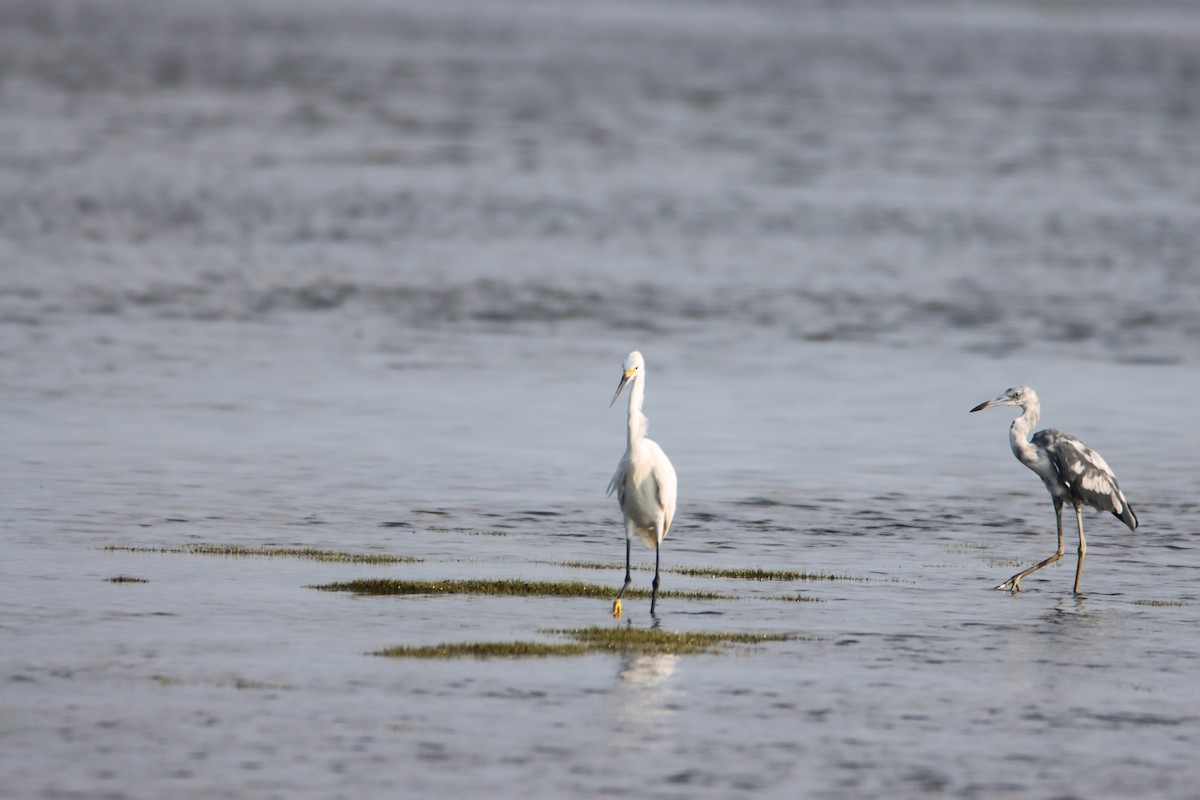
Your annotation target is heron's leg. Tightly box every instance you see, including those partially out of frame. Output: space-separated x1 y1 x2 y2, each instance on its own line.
612 537 632 618
650 540 661 616
1072 502 1087 594
996 498 1066 592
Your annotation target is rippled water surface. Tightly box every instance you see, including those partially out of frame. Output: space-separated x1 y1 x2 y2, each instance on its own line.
2 0 1199 797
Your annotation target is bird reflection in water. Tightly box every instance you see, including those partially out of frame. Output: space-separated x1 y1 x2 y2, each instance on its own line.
612 644 681 752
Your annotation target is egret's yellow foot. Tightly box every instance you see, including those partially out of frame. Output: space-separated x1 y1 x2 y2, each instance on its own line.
612 598 622 618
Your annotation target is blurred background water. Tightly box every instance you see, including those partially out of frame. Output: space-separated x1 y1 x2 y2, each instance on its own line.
2 1 1198 797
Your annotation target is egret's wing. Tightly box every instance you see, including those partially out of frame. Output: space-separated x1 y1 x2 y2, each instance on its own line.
1034 428 1138 530
607 456 628 508
646 440 678 536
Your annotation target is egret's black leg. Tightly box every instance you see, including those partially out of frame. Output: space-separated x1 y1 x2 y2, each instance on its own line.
650 541 661 616
997 498 1065 592
1072 502 1087 594
612 538 632 618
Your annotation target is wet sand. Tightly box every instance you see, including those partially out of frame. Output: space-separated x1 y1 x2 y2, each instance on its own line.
2 0 1199 798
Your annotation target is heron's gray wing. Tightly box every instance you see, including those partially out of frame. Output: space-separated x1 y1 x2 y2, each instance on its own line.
1033 429 1138 530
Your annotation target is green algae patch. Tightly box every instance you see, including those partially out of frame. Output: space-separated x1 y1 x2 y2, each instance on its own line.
104 544 420 564
106 575 148 583
670 566 857 581
374 641 589 659
374 627 796 660
555 626 797 655
775 593 823 602
557 560 858 582
152 675 292 691
311 578 730 601
429 526 509 536
556 560 626 571
1133 599 1187 607
229 678 291 691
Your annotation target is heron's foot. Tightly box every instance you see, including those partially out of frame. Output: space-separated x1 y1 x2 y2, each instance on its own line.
612 598 623 618
995 576 1022 593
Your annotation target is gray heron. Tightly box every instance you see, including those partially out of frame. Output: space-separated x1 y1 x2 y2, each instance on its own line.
971 385 1138 593
608 351 678 617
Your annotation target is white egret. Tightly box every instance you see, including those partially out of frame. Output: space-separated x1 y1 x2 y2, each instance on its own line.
608 351 678 617
971 385 1138 593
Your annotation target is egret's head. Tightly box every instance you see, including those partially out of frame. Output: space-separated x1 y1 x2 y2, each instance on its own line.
610 350 645 407
971 384 1037 413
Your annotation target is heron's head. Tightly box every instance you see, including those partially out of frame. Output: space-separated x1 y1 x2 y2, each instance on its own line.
970 384 1037 413
610 351 645 406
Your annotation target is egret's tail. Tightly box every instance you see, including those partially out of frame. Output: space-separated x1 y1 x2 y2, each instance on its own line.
634 526 660 550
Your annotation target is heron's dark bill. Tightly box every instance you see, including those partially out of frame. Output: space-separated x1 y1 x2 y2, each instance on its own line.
610 374 631 407
970 400 992 413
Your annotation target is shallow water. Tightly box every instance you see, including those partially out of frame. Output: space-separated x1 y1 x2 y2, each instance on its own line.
3 0 1200 798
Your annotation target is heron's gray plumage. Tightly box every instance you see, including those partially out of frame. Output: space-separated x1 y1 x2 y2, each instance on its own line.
971 384 1138 593
1032 429 1138 531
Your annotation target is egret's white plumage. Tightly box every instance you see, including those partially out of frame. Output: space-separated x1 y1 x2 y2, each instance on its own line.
608 351 677 617
971 385 1138 593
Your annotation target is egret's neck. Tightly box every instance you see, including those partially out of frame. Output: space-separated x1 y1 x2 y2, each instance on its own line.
1008 400 1041 467
626 374 647 448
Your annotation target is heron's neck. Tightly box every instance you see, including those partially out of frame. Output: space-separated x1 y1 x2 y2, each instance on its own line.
626 374 647 448
1008 401 1041 467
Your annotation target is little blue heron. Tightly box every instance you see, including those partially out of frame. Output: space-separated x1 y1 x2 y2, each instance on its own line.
608 351 678 617
971 385 1138 593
